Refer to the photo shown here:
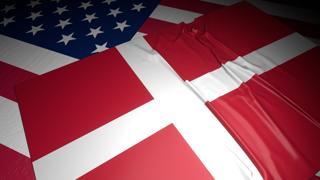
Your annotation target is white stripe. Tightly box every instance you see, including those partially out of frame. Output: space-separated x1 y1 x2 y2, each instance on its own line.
150 5 201 24
246 0 320 24
191 63 253 101
201 0 241 6
118 38 262 180
132 32 146 39
191 33 316 102
185 80 207 102
243 33 316 74
33 37 262 180
0 96 29 157
0 35 77 75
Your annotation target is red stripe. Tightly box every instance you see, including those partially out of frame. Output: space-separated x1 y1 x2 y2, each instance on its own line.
139 18 175 35
0 144 35 180
0 61 36 102
160 0 223 14
79 124 214 180
15 48 153 161
201 2 293 56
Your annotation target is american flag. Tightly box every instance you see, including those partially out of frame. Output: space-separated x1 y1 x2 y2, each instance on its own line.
1 0 319 179
0 0 160 58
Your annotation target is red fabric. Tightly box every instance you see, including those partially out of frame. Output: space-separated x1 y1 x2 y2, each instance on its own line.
208 74 320 180
79 124 214 180
203 43 320 179
260 46 320 122
0 61 36 101
15 48 153 161
146 2 293 81
149 2 320 180
139 18 175 35
200 2 293 56
0 144 35 180
310 175 320 180
160 0 222 14
146 24 231 80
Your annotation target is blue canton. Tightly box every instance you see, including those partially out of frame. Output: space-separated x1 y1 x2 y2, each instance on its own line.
0 0 159 58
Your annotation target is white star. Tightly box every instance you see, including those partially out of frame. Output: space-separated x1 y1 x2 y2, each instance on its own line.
82 13 98 23
131 3 145 12
1 4 15 13
108 8 122 17
78 1 93 10
53 6 68 15
26 24 44 35
55 18 72 29
27 0 41 8
113 20 130 32
101 0 116 5
0 16 15 27
87 26 103 38
92 42 108 53
26 11 43 21
57 33 76 45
